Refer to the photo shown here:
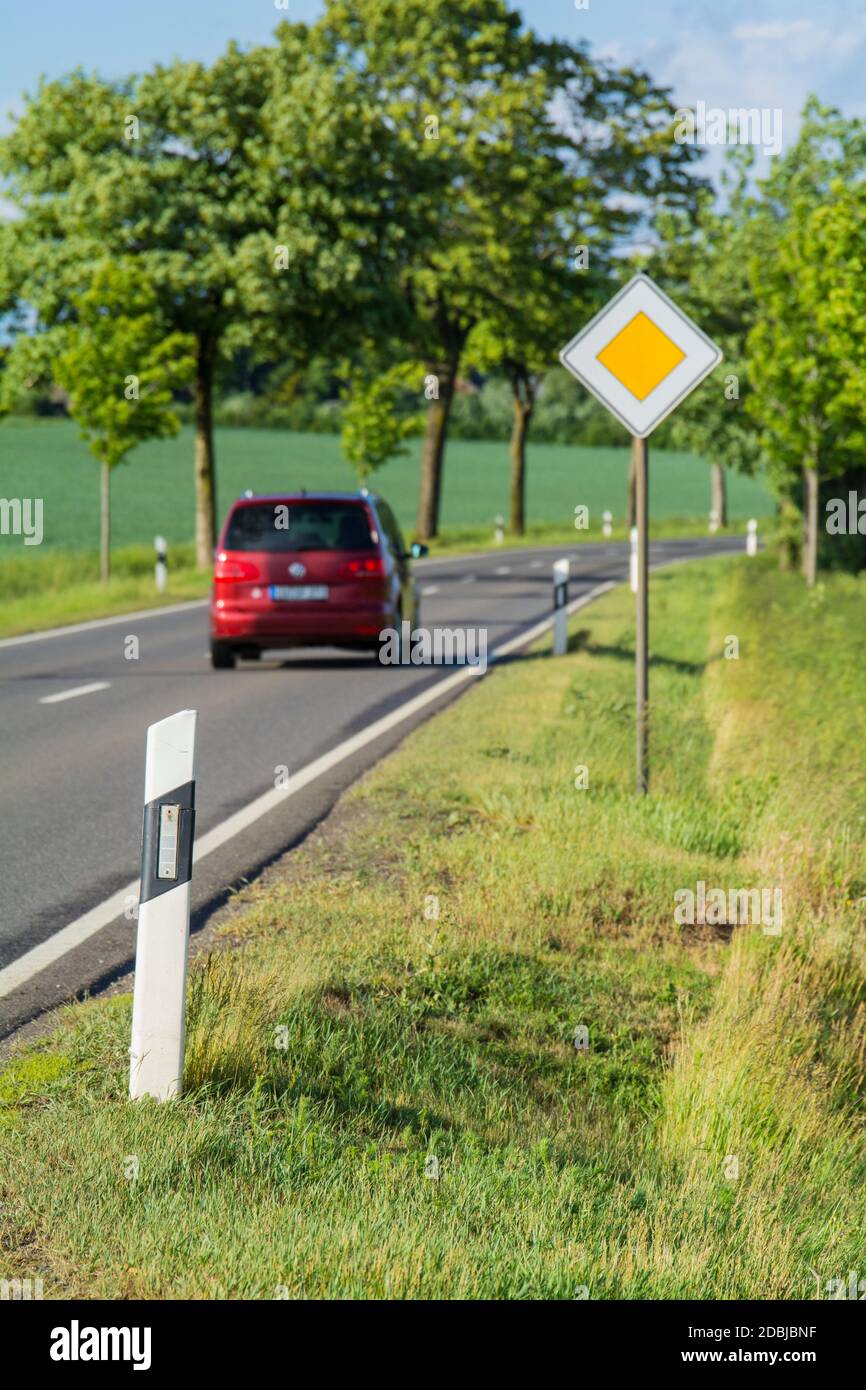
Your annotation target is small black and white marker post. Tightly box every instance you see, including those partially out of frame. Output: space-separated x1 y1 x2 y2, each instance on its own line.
130 709 197 1102
709 508 719 534
602 509 612 538
553 557 570 656
746 518 758 557
154 535 168 593
494 514 505 545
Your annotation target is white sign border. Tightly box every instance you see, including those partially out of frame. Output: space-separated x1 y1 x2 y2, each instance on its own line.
559 272 723 438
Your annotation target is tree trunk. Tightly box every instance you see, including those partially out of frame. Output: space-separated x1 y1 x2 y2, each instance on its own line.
415 361 456 540
711 463 727 527
509 394 533 535
803 465 819 586
627 450 636 529
100 462 110 584
194 336 217 569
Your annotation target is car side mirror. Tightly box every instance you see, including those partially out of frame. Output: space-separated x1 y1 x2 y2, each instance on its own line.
410 542 429 559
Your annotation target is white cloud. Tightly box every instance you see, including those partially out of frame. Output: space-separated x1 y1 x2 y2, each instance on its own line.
731 21 814 42
647 10 866 177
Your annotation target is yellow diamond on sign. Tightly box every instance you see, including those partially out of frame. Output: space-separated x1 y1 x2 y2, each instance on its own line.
596 311 686 402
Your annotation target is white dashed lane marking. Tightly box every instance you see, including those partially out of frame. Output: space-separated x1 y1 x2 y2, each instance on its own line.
39 682 111 705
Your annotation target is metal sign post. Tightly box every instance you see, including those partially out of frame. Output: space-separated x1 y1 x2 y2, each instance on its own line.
633 438 649 795
130 709 197 1101
559 272 722 795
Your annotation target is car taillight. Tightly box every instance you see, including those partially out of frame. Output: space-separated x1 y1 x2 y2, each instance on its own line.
214 556 260 581
339 556 385 578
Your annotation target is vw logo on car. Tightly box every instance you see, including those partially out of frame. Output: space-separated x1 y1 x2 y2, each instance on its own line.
288 562 306 578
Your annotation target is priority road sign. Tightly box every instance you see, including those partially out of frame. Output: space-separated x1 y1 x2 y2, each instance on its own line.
558 273 722 795
559 272 722 439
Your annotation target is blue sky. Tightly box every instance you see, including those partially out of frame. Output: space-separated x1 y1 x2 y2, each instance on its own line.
3 0 866 214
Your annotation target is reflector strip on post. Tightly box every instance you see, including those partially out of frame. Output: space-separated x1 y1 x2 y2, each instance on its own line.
130 709 197 1102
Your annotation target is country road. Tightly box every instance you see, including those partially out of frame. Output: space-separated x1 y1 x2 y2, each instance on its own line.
0 536 742 1037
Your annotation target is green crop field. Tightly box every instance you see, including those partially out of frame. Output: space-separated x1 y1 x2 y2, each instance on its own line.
0 418 774 554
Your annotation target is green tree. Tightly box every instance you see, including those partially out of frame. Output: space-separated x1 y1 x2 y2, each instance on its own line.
743 102 866 581
0 221 22 419
53 262 194 581
320 0 704 539
466 303 561 536
649 150 768 530
340 360 425 483
747 177 866 584
0 30 405 565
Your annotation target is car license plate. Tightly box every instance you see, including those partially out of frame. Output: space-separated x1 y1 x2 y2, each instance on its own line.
269 584 329 601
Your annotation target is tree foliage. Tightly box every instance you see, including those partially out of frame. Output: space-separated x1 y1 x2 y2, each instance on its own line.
340 360 425 481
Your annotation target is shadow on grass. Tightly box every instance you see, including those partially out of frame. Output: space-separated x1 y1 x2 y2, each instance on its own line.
565 628 727 677
185 949 662 1174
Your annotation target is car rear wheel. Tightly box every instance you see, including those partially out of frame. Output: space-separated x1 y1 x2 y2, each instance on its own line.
210 640 236 670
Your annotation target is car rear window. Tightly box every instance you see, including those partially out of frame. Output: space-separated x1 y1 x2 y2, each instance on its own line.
223 502 376 553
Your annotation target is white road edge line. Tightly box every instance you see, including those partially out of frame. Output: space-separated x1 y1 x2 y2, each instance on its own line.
0 600 209 651
421 585 440 595
0 578 610 999
39 682 111 705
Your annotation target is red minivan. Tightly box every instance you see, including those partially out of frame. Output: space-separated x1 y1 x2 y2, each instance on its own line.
209 490 425 668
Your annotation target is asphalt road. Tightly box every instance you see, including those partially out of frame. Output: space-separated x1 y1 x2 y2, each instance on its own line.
0 536 742 1037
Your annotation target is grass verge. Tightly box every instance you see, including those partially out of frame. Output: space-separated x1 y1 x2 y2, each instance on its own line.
1 555 864 1298
0 545 208 639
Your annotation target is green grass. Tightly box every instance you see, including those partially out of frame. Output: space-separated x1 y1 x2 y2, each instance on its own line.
2 555 863 1299
0 543 209 637
0 416 774 554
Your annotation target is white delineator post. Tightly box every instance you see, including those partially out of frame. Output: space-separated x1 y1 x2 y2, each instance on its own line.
154 535 168 593
602 510 612 538
552 558 570 656
629 525 639 593
746 518 758 556
130 709 197 1102
709 508 719 534
494 514 505 545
